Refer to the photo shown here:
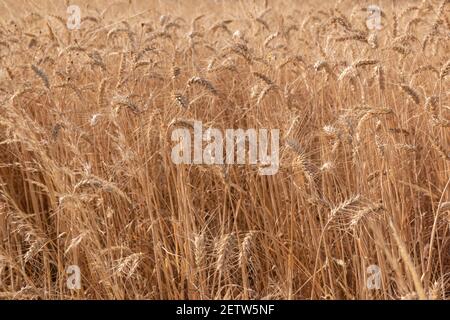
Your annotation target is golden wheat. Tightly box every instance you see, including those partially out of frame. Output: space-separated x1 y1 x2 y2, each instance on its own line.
0 0 448 301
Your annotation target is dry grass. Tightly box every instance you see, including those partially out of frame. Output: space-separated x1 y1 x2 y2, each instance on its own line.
0 0 449 300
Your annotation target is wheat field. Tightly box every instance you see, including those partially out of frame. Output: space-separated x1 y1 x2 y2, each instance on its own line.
0 0 449 300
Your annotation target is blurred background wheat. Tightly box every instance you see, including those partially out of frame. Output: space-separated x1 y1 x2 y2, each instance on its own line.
0 0 449 299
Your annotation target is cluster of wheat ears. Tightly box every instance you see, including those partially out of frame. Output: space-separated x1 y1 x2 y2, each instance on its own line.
0 0 449 300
